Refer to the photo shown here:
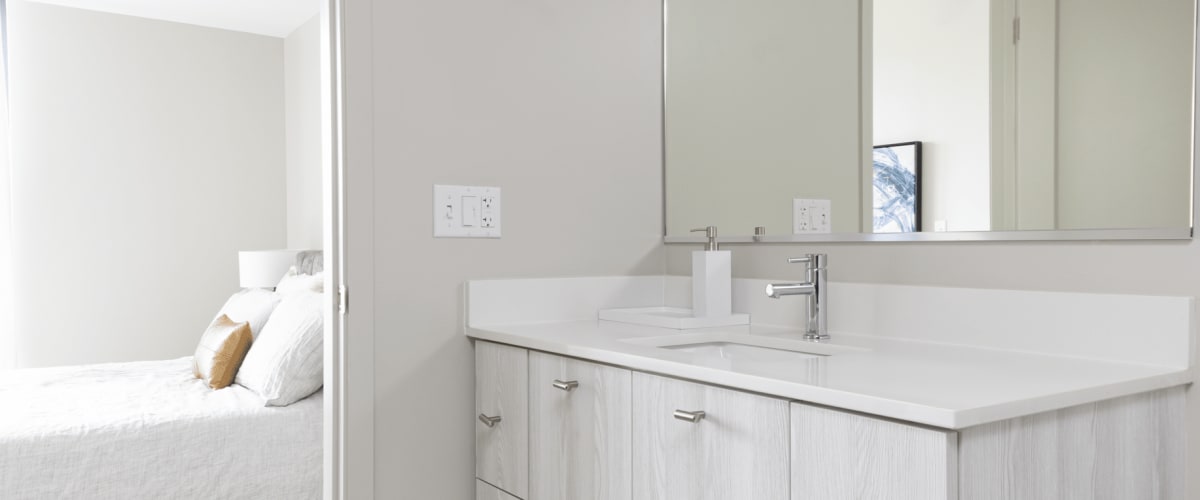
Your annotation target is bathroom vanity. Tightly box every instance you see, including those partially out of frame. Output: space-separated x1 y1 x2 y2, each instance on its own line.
467 277 1192 500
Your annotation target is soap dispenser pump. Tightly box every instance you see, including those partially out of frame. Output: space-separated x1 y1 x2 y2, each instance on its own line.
690 226 732 318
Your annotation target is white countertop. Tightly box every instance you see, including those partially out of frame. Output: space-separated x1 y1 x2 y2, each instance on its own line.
467 320 1191 429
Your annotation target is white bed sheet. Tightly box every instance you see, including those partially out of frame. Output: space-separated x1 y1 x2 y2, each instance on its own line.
0 357 322 500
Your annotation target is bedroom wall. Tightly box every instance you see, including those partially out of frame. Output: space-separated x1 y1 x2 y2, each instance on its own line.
286 15 324 250
7 1 287 368
873 0 990 231
341 0 665 497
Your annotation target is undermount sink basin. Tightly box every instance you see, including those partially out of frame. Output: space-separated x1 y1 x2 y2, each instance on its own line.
618 331 863 367
661 341 826 362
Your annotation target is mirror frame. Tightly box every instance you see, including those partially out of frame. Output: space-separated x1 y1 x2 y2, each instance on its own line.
661 0 1197 244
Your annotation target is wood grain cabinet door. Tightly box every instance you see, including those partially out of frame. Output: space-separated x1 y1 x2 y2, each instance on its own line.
958 387 1184 500
632 372 789 500
529 352 632 500
791 402 958 500
476 341 529 499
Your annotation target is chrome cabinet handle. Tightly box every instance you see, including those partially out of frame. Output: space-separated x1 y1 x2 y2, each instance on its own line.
552 379 579 392
478 413 502 427
673 410 706 423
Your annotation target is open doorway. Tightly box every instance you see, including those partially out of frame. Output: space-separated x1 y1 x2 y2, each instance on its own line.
0 0 348 497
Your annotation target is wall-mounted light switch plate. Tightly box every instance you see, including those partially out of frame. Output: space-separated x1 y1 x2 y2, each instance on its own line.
793 198 831 234
433 184 502 238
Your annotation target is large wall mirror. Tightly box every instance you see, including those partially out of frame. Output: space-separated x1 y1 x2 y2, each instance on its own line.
664 0 1196 242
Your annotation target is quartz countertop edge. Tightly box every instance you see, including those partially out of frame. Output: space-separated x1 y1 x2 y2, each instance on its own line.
466 321 1192 430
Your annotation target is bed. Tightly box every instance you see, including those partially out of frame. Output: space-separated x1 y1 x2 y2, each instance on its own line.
0 250 326 499
0 357 324 496
0 357 322 499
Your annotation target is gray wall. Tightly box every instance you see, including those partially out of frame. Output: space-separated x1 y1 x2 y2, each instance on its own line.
665 0 861 235
286 15 324 250
8 1 287 367
343 0 1200 496
1055 0 1193 229
350 0 664 497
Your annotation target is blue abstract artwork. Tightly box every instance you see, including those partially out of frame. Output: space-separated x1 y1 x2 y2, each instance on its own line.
873 141 921 233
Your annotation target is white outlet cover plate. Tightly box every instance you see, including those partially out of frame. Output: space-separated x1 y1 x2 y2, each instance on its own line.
793 198 832 234
433 184 502 238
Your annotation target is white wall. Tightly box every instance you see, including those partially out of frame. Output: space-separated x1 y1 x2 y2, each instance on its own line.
8 1 287 368
874 0 991 231
665 0 861 235
344 0 665 497
286 15 323 250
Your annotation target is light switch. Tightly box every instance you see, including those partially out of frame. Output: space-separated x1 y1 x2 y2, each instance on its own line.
433 185 502 238
462 196 479 226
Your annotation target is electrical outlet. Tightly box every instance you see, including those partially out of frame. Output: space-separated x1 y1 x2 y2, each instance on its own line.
433 185 502 238
793 198 832 234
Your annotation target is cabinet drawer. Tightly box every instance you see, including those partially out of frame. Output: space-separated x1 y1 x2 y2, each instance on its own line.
475 341 528 499
530 352 632 500
632 373 789 500
791 403 957 500
476 479 521 500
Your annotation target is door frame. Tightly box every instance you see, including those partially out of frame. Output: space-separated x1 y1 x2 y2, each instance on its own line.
322 0 375 498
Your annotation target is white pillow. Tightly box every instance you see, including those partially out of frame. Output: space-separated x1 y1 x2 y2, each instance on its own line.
214 288 282 339
276 267 324 294
236 291 324 406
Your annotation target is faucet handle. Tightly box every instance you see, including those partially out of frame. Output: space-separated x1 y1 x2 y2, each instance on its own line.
787 254 826 269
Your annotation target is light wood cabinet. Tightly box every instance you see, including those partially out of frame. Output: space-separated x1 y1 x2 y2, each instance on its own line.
473 340 1183 500
791 402 958 500
475 342 529 499
529 351 632 500
631 372 790 500
958 386 1184 500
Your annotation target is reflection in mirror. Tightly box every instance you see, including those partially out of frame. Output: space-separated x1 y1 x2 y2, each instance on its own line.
664 0 1195 239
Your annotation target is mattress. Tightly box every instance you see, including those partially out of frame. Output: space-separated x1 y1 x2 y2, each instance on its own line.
0 357 322 500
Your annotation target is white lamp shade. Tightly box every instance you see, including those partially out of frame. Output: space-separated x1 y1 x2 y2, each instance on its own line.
239 250 300 288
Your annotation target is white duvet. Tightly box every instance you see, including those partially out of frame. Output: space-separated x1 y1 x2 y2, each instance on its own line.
0 357 322 500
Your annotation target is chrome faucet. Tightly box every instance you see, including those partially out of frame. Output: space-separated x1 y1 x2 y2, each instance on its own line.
765 254 828 341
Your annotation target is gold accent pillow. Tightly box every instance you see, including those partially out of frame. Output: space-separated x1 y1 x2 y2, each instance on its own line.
193 314 253 389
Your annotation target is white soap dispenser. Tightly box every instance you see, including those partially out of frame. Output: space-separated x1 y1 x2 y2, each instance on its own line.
690 226 732 318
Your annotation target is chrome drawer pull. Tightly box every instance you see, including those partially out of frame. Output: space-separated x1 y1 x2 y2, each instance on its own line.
673 410 706 423
552 379 580 392
478 413 502 427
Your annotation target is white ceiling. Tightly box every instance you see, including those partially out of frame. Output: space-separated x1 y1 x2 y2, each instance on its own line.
22 0 320 38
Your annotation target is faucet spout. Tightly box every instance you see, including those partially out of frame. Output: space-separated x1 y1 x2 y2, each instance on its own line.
766 254 828 341
765 282 814 299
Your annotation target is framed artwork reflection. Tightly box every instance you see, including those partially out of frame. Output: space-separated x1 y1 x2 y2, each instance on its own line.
872 141 922 233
